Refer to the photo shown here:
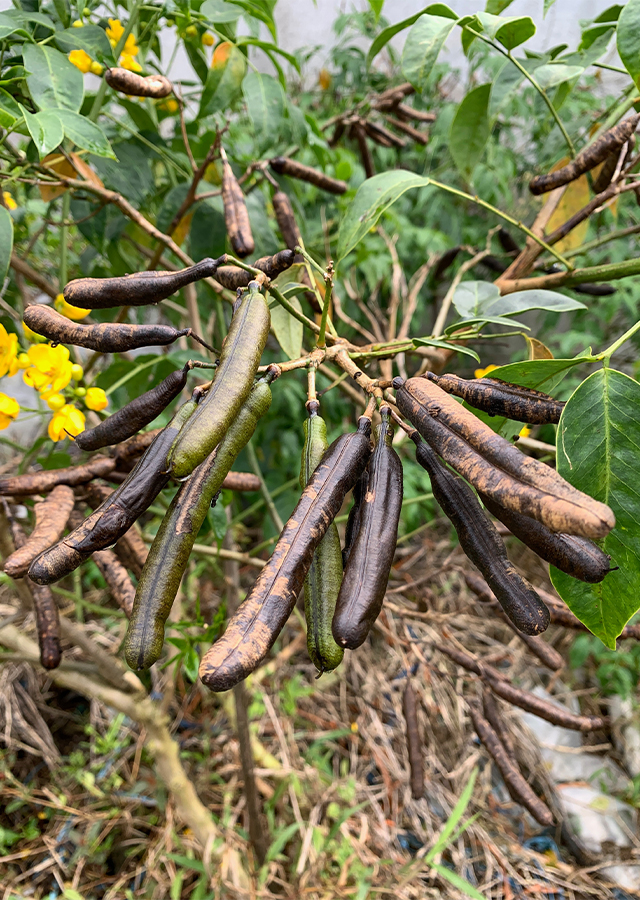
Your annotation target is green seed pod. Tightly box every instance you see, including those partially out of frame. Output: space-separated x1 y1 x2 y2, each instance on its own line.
299 403 344 674
168 282 270 479
332 408 403 649
199 418 372 692
124 378 273 671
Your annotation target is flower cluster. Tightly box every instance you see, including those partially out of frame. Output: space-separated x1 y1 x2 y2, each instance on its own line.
68 18 142 76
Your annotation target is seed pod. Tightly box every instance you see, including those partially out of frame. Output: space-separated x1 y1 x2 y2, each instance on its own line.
215 249 295 290
105 67 173 98
221 149 254 258
83 483 149 578
468 703 554 827
125 378 273 671
411 432 549 635
332 409 403 649
380 113 429 145
373 82 416 110
74 363 191 452
342 468 368 567
529 114 640 195
423 372 565 425
92 548 136 617
394 376 615 540
364 119 407 149
169 282 270 479
328 120 345 147
395 102 436 124
114 429 161 469
352 122 375 179
482 689 517 759
592 148 622 194
222 472 260 492
4 486 75 578
269 156 348 195
27 395 200 585
23 304 214 353
63 258 220 310
479 491 611 584
433 247 462 280
199 418 372 692
573 283 616 296
272 192 302 252
403 682 424 799
497 228 521 256
0 457 116 496
299 405 344 674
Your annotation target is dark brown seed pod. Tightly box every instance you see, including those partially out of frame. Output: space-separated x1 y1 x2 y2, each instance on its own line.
482 689 517 759
0 456 116 496
479 491 612 584
64 258 220 310
373 82 416 110
573 283 616 296
423 372 565 425
272 192 302 252
332 410 403 649
27 396 200 585
83 483 148 578
394 377 615 540
364 119 407 149
411 432 549 635
4 486 75 578
269 156 348 195
23 304 214 353
222 472 261 492
468 702 554 827
105 67 173 98
214 249 295 290
352 122 375 179
433 247 462 280
403 682 424 800
328 119 345 147
221 149 254 258
114 429 162 469
342 468 368 567
529 114 640 195
74 363 191 452
395 102 436 124
198 418 373 692
497 228 521 256
592 148 622 194
380 113 429 145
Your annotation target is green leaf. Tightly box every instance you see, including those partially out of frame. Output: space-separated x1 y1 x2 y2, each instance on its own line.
199 45 247 118
0 88 22 128
0 13 28 40
23 44 84 113
190 198 227 262
337 170 429 262
368 0 384 22
485 0 515 12
552 369 640 648
475 12 536 50
429 864 485 900
55 25 115 64
243 71 284 137
451 281 500 316
534 63 584 90
544 0 558 13
449 83 491 182
0 206 13 286
21 107 63 159
413 337 481 363
445 314 529 333
427 768 478 859
617 0 640 88
367 4 457 69
236 38 300 73
451 282 585 317
269 293 303 360
401 14 457 88
201 0 243 22
55 109 116 158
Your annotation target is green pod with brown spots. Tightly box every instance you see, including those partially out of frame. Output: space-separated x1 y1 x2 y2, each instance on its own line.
124 377 273 671
299 403 344 674
411 431 549 635
27 394 201 585
168 282 270 479
332 408 403 649
199 417 372 692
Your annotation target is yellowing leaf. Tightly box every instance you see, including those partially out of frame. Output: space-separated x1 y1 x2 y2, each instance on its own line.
39 151 103 201
543 157 590 252
173 212 193 246
526 336 554 360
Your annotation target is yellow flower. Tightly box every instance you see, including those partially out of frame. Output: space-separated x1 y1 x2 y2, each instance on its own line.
55 293 91 321
46 393 66 411
123 33 139 56
85 387 108 412
519 426 531 438
3 191 17 210
70 364 84 381
0 393 19 430
474 364 499 379
159 98 179 113
90 60 104 76
48 404 85 442
106 18 125 47
17 352 30 369
69 49 93 73
120 53 142 72
23 344 73 395
202 32 214 46
72 19 84 27
0 324 19 378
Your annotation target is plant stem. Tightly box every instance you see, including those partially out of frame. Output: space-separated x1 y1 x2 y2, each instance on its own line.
498 255 640 294
598 320 640 361
59 191 70 291
268 284 321 335
562 222 640 260
316 261 334 349
229 476 298 527
246 441 284 533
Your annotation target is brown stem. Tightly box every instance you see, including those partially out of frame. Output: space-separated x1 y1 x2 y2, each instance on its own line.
10 253 58 299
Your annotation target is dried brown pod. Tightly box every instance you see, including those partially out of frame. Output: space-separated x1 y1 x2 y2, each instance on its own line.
114 429 162 469
64 258 220 309
4 486 75 578
394 376 615 540
468 702 554 827
23 304 214 354
497 228 521 256
328 119 345 147
272 192 302 252
83 483 148 579
105 67 173 98
403 682 424 800
423 372 565 425
352 122 375 179
380 113 429 145
221 149 254 258
214 249 295 290
433 246 462 280
395 102 436 124
221 472 261 492
0 457 116 496
592 148 622 194
573 283 616 296
373 82 416 110
482 689 517 759
364 120 407 149
529 114 640 195
269 156 348 194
